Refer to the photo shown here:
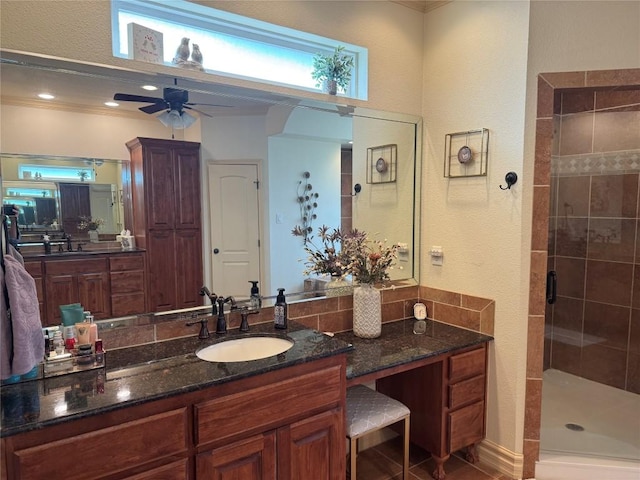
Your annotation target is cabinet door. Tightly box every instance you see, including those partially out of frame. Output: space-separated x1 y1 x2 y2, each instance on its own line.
45 274 77 324
197 432 276 480
77 271 111 319
174 147 201 229
59 183 91 234
175 229 202 309
147 230 177 311
145 145 175 229
277 409 344 480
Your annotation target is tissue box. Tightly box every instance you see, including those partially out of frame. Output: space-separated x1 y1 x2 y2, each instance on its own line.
116 235 135 250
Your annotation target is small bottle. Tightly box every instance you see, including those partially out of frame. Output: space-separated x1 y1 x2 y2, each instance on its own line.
274 288 287 329
88 314 98 344
43 329 51 358
94 339 105 364
249 281 262 310
63 325 76 351
53 331 64 355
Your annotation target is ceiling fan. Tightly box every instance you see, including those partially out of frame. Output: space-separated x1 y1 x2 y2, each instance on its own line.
113 86 230 129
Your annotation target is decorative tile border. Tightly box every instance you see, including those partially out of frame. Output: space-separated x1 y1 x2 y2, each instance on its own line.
552 150 640 176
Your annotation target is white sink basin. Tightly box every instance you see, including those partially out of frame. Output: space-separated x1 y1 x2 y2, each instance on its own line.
196 336 294 362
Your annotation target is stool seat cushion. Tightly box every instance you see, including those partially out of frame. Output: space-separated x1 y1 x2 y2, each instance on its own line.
346 385 410 437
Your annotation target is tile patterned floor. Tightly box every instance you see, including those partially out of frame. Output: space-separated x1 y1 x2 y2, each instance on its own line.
353 436 512 480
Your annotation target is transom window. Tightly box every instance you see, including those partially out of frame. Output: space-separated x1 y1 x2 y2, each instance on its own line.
111 0 368 99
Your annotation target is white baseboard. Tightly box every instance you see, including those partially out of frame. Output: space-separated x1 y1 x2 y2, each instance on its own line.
477 439 524 479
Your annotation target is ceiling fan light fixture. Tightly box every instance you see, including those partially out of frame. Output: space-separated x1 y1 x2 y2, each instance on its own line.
142 85 158 91
158 109 196 129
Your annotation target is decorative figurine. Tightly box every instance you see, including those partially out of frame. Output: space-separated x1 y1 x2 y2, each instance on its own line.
191 44 203 65
173 37 190 64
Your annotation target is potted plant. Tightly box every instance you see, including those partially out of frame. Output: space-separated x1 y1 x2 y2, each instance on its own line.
311 46 354 95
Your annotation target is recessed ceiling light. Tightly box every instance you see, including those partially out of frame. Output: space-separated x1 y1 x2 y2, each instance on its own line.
38 93 55 100
104 101 119 107
142 85 158 91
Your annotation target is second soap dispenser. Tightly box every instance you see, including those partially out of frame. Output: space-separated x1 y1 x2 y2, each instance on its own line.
274 288 287 329
249 280 262 309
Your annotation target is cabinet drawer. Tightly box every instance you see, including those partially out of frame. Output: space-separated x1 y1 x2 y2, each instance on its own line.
11 408 188 480
111 254 144 272
448 401 484 453
122 459 189 480
111 270 145 293
24 261 43 276
449 347 485 384
448 375 485 410
112 293 146 317
45 258 108 275
195 365 342 446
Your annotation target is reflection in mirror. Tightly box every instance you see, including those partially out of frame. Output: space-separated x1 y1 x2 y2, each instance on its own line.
0 51 420 311
1 154 127 239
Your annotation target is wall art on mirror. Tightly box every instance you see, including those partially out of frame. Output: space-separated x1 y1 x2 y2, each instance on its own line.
366 144 397 184
444 128 489 178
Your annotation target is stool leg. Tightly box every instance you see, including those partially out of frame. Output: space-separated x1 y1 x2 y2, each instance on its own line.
403 416 410 480
350 437 358 480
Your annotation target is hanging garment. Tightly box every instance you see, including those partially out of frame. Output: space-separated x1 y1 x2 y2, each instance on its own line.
2 245 44 378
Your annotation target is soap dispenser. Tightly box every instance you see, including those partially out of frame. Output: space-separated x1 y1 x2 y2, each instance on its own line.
249 281 262 310
274 288 287 329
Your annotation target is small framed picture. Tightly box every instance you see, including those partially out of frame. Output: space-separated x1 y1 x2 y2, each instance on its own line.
367 144 397 184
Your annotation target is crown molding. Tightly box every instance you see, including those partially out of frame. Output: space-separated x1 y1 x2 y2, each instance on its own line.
390 1 452 13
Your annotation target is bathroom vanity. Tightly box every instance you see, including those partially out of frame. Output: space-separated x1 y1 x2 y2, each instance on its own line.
0 319 492 480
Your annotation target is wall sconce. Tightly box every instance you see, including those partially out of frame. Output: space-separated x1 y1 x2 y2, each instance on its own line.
352 183 362 196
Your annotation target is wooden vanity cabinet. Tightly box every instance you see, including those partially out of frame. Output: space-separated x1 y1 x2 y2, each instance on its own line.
27 252 147 326
125 138 203 312
1 355 346 480
195 361 345 480
377 343 487 480
44 257 111 325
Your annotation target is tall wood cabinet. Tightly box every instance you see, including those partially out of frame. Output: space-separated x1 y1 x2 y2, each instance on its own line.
125 138 203 312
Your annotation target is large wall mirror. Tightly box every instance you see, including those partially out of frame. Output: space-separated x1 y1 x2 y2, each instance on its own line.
0 51 421 308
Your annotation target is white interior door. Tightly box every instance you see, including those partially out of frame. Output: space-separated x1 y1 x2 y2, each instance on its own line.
208 163 261 298
90 184 117 233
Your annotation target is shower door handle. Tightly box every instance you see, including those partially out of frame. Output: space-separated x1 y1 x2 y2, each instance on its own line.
546 271 557 304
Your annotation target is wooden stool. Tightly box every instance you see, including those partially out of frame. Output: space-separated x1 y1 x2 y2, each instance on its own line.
346 384 410 480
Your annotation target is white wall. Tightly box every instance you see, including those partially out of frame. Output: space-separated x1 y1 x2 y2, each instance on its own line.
0 104 178 160
422 0 531 457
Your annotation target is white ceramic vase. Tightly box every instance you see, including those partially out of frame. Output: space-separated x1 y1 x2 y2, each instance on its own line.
88 229 99 243
352 283 381 338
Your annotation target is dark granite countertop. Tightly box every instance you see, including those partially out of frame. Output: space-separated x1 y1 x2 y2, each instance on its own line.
0 318 493 438
335 319 493 380
0 321 351 438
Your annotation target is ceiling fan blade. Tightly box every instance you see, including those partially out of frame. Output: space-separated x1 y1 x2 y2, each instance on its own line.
185 101 233 108
183 105 212 118
113 93 164 103
139 102 169 114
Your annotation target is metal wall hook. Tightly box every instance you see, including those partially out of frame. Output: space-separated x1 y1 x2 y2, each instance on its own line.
351 183 362 196
500 172 518 190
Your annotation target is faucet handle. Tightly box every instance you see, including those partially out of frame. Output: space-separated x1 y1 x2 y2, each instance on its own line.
239 307 260 332
186 316 210 339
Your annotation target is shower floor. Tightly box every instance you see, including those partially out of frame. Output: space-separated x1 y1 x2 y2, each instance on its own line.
541 368 640 461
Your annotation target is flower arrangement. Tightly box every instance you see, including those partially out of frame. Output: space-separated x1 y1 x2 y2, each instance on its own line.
292 225 346 277
311 45 355 94
342 229 399 285
292 225 399 284
77 216 104 231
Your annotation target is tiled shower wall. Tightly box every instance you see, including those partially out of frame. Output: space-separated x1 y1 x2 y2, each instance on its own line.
546 88 640 393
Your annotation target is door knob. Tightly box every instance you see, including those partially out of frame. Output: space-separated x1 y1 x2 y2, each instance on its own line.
213 248 220 254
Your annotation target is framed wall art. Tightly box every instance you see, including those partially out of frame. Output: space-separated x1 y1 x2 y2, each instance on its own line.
367 144 397 184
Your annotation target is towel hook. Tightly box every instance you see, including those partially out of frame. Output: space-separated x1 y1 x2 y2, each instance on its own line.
500 172 518 190
351 183 362 196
